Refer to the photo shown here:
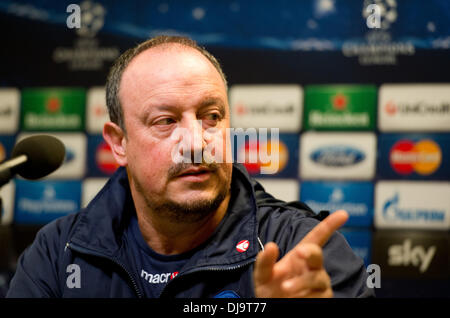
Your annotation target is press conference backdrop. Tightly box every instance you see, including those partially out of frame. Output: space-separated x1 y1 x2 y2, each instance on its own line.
0 0 449 298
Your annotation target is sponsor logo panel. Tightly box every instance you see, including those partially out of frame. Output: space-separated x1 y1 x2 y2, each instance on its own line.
82 178 108 208
86 87 109 134
0 135 16 163
0 88 20 134
17 133 87 179
378 84 450 132
300 181 373 227
229 85 303 132
340 229 372 266
375 181 450 230
87 135 119 177
20 88 85 131
300 132 376 180
233 132 299 178
304 85 376 130
372 230 450 279
0 181 15 225
378 133 450 179
14 179 81 224
255 178 300 203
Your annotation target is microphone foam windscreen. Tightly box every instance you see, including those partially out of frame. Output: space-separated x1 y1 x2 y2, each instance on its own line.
11 135 66 179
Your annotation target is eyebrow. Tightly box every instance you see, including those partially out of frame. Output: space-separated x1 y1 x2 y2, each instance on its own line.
198 97 227 117
146 97 227 116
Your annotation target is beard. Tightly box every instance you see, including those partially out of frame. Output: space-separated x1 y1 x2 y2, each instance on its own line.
131 162 231 224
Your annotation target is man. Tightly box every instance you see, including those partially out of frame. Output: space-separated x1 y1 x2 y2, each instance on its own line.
7 36 373 298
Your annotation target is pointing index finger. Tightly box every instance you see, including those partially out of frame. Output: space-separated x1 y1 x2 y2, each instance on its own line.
300 210 349 247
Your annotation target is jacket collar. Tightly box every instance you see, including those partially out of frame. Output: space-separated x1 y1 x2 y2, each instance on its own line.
70 164 260 267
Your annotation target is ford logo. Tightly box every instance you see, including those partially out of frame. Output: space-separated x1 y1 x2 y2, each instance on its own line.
310 145 365 167
64 148 75 164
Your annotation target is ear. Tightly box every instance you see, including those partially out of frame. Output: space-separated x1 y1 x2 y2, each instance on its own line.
103 121 128 166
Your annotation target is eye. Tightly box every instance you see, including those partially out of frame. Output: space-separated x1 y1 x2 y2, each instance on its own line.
204 113 221 121
154 118 176 126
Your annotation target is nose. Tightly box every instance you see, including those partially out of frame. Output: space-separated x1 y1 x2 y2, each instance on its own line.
173 119 206 164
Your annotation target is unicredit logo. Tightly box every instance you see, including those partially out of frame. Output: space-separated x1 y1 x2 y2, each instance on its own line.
385 100 450 116
310 146 365 167
0 106 12 116
235 102 294 116
389 139 441 175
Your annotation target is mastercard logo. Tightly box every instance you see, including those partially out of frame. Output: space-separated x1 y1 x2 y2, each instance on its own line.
0 143 5 163
389 139 441 175
96 142 119 175
238 140 288 175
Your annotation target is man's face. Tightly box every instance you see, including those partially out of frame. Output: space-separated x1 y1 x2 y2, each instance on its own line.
116 45 232 221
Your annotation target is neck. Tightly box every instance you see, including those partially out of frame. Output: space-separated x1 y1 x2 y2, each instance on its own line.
133 192 231 255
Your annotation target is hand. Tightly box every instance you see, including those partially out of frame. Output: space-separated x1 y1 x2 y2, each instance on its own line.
253 210 349 298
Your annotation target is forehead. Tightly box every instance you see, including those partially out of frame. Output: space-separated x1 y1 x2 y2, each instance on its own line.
120 45 226 104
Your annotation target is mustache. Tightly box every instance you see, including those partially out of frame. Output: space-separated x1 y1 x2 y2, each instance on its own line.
168 162 220 179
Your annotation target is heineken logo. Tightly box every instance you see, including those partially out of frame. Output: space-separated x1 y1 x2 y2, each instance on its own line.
332 94 348 111
304 85 376 130
24 113 81 129
309 111 369 127
21 88 85 131
46 97 61 113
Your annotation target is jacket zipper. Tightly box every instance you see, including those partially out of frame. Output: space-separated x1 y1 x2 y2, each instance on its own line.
66 242 143 298
159 258 256 298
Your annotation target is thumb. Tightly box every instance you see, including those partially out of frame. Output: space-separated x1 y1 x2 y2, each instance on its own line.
253 242 279 285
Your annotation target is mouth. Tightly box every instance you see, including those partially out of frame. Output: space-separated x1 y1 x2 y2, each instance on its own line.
176 167 214 181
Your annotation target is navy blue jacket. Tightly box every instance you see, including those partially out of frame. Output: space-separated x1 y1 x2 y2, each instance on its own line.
6 164 374 298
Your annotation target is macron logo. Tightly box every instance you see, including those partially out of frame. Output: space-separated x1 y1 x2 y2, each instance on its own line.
140 270 179 284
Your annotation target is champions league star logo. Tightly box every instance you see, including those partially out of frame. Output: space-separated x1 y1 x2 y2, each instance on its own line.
363 0 398 30
76 0 106 38
60 1 119 70
66 0 106 38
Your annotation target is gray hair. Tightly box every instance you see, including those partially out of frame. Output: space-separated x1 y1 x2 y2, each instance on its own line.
105 35 228 133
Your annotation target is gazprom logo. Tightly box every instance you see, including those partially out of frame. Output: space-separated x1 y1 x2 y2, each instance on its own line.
310 145 365 167
383 193 446 222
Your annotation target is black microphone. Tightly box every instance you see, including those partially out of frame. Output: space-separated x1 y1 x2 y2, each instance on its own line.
0 135 66 187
